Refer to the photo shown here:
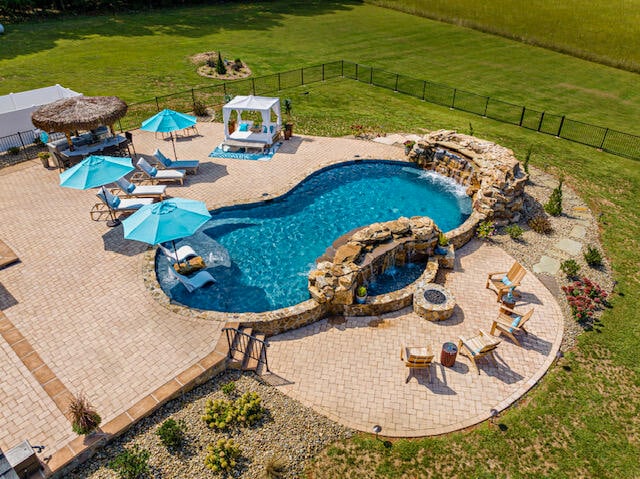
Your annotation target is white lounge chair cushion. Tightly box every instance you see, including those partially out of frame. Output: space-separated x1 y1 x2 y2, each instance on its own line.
158 244 198 263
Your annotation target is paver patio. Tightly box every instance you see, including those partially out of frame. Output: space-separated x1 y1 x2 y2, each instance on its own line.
0 122 563 461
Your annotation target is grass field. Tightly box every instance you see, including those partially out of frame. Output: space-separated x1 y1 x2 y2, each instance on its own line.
1 2 639 477
369 0 640 72
0 2 639 134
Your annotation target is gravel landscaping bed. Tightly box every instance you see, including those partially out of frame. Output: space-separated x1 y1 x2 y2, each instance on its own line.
68 371 352 479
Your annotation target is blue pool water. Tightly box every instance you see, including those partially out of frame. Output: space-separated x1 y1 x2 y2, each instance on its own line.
156 161 471 312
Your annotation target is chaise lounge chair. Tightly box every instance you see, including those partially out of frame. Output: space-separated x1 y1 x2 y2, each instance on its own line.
168 267 215 293
458 330 501 375
486 261 527 302
158 242 198 264
114 177 167 200
400 345 434 383
154 149 199 174
90 186 154 221
490 306 535 347
134 157 185 185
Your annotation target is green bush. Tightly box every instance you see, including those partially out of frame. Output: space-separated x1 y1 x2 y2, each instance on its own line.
505 224 524 240
204 438 241 473
202 391 265 430
193 100 208 117
560 259 581 278
221 380 236 396
438 232 449 246
202 398 235 431
583 246 603 267
109 446 150 479
215 51 226 75
7 146 20 155
528 214 553 234
544 177 563 216
476 220 495 240
234 391 264 427
156 418 185 448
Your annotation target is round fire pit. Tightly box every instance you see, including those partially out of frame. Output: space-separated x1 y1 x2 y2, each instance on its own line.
413 282 456 321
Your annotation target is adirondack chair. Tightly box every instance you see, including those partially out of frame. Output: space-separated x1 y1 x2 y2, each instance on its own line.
490 306 535 347
486 261 527 302
401 345 434 383
458 330 501 375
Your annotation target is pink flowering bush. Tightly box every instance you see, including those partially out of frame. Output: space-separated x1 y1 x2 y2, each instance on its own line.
562 277 608 323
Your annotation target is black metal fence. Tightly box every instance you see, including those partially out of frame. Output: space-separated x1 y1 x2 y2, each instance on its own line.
3 60 639 163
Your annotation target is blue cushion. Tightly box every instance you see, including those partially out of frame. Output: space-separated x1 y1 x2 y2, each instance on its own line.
270 125 275 133
110 196 121 208
149 167 157 176
126 183 136 194
508 315 522 333
239 123 249 132
263 125 268 133
501 276 513 286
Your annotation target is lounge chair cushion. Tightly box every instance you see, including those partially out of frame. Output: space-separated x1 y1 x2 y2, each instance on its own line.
126 182 136 194
110 196 121 208
501 276 513 286
262 125 268 133
508 315 522 333
149 166 157 176
239 123 249 132
270 125 275 133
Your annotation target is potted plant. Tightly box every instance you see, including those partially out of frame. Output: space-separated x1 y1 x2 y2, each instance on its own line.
435 232 449 255
283 98 293 140
355 285 367 304
38 152 51 168
68 393 102 436
404 140 415 155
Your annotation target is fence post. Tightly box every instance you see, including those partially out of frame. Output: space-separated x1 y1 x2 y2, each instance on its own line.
557 115 565 137
252 78 256 95
599 128 609 149
451 89 457 109
16 131 26 149
519 106 526 126
422 80 426 101
483 97 489 117
322 63 325 81
537 112 545 132
395 74 399 92
301 68 304 85
155 96 159 111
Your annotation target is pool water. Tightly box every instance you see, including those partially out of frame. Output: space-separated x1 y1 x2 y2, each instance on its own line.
156 161 471 312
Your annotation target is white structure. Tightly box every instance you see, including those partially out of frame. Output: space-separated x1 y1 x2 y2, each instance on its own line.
0 84 80 142
222 95 282 147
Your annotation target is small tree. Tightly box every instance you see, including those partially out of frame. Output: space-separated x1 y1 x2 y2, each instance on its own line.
523 145 532 174
544 176 563 216
283 98 292 123
215 51 226 75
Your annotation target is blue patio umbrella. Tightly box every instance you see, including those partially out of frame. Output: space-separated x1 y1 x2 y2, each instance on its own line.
122 198 211 262
59 155 134 190
141 109 197 160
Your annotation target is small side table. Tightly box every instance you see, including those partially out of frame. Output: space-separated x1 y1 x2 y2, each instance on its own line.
440 342 458 367
500 296 516 314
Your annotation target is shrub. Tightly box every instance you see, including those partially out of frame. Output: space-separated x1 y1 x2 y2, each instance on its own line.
356 286 367 297
265 455 287 478
234 391 264 427
562 277 608 323
202 391 265 430
544 176 563 216
468 122 474 136
221 381 236 396
202 398 235 431
438 232 449 246
193 100 208 117
476 220 495 240
523 145 532 174
233 58 243 71
206 55 216 68
215 51 226 75
156 418 185 449
204 438 241 473
560 259 581 278
584 246 603 267
7 146 20 155
505 224 524 240
528 214 553 234
109 446 150 479
68 393 101 435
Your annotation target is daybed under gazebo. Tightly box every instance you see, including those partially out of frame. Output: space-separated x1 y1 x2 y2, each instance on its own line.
222 95 282 152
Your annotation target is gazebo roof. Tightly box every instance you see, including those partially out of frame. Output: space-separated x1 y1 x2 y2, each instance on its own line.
31 95 128 133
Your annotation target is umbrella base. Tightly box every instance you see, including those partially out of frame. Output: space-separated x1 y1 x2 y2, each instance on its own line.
106 218 121 228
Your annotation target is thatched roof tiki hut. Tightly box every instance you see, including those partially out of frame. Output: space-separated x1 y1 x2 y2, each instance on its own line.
31 95 128 148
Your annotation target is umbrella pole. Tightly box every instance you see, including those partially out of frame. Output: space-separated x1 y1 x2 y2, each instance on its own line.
171 132 178 160
172 240 181 266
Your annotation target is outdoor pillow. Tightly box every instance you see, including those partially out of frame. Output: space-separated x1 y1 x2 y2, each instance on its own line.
110 196 121 208
149 167 158 176
263 125 268 133
126 182 136 194
239 123 249 132
270 125 275 133
507 315 522 333
501 276 513 286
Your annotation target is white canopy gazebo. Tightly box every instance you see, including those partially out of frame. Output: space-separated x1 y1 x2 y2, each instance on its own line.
222 95 282 150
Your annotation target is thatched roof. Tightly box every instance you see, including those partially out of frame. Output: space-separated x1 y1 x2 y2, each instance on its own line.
31 95 128 133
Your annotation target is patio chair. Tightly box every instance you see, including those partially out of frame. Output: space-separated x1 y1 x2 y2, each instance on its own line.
458 330 501 375
114 177 166 200
168 267 215 293
90 187 154 221
400 345 434 383
154 149 199 174
490 306 535 347
486 261 527 302
158 242 198 264
135 157 185 185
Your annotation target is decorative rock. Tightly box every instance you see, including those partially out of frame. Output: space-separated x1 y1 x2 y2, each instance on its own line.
533 255 561 275
554 238 583 256
333 242 362 264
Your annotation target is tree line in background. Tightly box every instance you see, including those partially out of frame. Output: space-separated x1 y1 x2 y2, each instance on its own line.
0 0 236 21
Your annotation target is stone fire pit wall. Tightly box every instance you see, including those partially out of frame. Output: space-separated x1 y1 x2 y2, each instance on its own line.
308 217 440 306
408 130 528 225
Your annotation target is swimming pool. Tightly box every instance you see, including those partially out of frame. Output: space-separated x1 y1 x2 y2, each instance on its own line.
156 161 472 312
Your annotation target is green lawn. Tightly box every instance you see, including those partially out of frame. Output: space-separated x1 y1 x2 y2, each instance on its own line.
0 2 639 134
1 2 639 477
368 0 640 72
